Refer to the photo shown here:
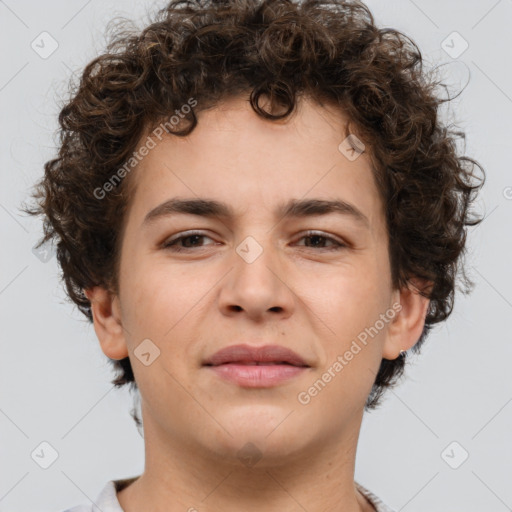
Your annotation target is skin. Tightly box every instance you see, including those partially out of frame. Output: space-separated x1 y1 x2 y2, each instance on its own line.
85 94 430 512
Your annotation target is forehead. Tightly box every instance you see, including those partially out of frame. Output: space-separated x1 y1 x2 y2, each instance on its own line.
123 95 384 230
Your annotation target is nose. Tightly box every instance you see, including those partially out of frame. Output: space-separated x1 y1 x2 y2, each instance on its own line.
217 236 295 321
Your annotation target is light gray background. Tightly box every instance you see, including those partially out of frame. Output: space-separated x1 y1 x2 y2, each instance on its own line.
1 0 510 510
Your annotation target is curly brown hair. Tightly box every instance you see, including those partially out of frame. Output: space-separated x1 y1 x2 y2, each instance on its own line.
23 0 484 414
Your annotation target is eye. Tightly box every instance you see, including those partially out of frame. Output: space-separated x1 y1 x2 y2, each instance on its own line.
161 230 347 253
293 231 347 251
162 231 217 252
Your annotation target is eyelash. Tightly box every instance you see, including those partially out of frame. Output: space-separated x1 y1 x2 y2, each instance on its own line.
161 230 347 252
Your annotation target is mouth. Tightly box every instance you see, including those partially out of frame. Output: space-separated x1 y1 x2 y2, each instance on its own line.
202 344 310 367
202 344 310 388
206 361 300 365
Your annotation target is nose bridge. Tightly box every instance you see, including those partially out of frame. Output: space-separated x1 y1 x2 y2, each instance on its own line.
234 232 281 295
218 229 294 318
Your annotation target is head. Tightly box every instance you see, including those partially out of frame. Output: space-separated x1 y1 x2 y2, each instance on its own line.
24 0 484 449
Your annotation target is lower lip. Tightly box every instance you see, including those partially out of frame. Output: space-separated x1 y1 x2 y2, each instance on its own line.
206 363 308 387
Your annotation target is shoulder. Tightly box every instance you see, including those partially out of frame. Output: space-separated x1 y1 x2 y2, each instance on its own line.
355 481 397 512
58 478 128 512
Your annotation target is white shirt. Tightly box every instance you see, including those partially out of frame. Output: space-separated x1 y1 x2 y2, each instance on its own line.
62 477 396 512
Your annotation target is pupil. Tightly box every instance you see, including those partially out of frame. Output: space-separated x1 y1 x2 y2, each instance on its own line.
185 235 201 247
309 235 322 247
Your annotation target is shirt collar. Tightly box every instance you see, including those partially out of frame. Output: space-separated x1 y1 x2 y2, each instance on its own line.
93 477 396 512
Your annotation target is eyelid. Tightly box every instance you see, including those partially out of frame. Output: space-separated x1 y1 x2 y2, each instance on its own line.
297 230 346 244
293 230 348 250
161 230 216 247
161 229 349 251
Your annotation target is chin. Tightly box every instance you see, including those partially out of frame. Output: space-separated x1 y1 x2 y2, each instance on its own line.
208 435 307 470
200 409 310 467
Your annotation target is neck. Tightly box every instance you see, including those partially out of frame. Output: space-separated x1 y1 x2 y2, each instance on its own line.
117 408 375 512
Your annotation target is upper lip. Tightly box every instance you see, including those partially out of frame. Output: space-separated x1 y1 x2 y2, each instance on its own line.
203 344 310 367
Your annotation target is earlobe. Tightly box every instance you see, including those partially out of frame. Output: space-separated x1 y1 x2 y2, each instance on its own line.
84 286 129 360
382 278 431 360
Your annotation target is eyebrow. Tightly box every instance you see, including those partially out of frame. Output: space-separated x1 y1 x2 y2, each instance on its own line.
143 197 370 227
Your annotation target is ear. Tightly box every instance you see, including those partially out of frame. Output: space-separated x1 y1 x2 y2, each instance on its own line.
84 286 129 360
382 278 432 360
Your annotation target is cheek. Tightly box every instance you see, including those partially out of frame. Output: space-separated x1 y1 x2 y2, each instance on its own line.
122 259 215 367
315 261 392 350
126 253 204 313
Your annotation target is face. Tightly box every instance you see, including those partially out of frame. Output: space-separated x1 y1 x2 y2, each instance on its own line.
93 95 421 466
